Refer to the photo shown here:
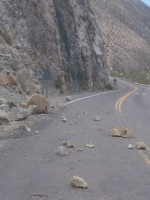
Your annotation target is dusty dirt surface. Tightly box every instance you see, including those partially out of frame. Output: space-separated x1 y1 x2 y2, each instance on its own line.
0 86 107 138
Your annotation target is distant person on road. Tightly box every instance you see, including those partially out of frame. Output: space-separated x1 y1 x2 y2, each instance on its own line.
113 78 117 87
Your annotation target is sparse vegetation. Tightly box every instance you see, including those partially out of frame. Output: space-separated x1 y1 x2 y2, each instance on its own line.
105 83 114 90
111 69 150 85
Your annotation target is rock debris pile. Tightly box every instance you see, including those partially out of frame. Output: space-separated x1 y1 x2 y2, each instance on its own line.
111 127 147 151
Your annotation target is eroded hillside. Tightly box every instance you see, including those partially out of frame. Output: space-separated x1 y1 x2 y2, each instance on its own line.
91 0 150 78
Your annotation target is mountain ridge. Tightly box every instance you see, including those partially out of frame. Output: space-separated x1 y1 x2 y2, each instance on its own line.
91 0 150 79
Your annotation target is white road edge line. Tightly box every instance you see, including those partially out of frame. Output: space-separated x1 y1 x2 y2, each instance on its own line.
64 83 125 106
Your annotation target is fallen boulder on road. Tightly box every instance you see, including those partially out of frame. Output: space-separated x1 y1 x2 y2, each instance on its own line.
111 127 133 138
71 176 88 188
136 142 147 150
21 94 49 114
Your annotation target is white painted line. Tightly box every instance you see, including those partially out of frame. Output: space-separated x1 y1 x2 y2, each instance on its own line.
135 93 147 95
64 83 125 106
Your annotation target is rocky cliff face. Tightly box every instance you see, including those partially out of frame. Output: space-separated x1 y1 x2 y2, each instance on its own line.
54 0 108 90
0 0 108 94
91 0 150 76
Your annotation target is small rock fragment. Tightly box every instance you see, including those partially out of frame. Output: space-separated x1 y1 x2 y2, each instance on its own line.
58 147 66 156
66 96 72 102
128 144 133 149
63 140 75 148
35 130 39 134
136 142 147 150
83 111 87 114
57 146 74 156
85 144 95 148
61 116 67 122
77 148 83 152
78 116 81 119
26 127 31 132
71 176 88 188
94 116 100 121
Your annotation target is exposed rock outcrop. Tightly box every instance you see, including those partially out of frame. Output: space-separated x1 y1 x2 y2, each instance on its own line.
0 0 108 94
0 71 15 86
54 0 109 90
91 0 150 76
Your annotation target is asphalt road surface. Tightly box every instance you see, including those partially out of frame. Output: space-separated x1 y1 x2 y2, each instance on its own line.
1 79 150 200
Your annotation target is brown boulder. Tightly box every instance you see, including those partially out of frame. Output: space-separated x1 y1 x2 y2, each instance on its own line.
111 127 133 138
136 142 147 150
26 94 49 113
0 71 15 86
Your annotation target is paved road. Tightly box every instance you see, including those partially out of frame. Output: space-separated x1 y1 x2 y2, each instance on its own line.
0 80 150 200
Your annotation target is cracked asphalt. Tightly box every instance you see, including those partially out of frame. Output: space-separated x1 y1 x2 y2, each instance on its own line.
1 79 150 200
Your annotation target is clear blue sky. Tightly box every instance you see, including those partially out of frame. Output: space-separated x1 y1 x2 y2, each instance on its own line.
141 0 150 7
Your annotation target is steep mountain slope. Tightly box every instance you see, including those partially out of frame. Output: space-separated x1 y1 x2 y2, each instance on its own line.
0 0 108 95
91 0 150 77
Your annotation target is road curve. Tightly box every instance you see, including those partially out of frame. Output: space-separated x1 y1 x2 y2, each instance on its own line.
0 79 150 200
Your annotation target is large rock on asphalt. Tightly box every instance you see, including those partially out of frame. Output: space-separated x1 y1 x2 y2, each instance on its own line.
111 127 133 138
136 142 147 150
71 176 88 188
25 94 49 114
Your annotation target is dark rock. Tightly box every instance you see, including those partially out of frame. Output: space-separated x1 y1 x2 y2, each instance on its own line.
0 111 9 125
